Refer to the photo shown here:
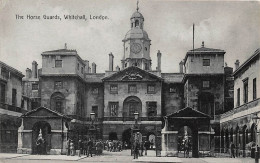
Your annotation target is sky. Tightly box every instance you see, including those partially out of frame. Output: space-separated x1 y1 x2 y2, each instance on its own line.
0 0 260 74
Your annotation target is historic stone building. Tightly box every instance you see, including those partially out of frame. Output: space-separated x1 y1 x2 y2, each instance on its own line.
220 49 260 156
17 5 236 156
0 61 24 152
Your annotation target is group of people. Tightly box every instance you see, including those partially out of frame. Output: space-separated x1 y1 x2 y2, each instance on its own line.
66 138 102 157
104 140 123 152
132 140 150 159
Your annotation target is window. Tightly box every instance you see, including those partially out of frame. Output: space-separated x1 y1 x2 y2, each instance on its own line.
147 84 155 94
55 60 62 67
92 87 99 95
243 79 248 103
81 67 84 74
147 102 157 117
237 88 240 107
1 68 8 79
0 83 6 103
110 84 118 94
92 106 98 117
202 81 210 88
135 20 139 27
109 102 118 117
128 84 137 93
54 81 62 89
125 63 127 68
253 78 257 100
32 83 38 90
203 59 210 66
77 63 80 70
12 89 17 106
55 100 62 113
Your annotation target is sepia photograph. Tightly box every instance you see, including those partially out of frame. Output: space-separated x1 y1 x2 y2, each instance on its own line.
0 0 259 162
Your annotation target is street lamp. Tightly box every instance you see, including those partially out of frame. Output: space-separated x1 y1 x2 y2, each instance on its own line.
131 112 139 155
252 114 260 163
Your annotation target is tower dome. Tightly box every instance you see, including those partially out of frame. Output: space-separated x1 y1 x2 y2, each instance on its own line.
131 11 144 20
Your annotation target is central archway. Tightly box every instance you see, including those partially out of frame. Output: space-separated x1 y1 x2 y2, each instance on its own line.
122 128 132 149
123 96 142 118
32 121 51 154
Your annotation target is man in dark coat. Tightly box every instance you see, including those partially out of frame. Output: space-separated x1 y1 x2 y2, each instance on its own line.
230 142 235 158
87 138 93 157
133 141 140 159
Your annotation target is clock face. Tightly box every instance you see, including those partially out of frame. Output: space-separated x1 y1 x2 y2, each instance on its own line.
130 43 142 54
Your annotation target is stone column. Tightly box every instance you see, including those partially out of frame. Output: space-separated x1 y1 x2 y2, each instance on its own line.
17 119 24 154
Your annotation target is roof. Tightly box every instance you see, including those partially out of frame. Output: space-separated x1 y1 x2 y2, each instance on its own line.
184 46 225 64
233 48 260 77
0 61 24 78
161 73 184 83
123 28 150 41
131 11 144 20
21 106 72 120
42 49 77 54
85 73 105 83
166 107 211 119
102 66 162 81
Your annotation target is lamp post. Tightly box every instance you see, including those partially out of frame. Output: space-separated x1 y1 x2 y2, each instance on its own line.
89 112 96 140
252 114 260 163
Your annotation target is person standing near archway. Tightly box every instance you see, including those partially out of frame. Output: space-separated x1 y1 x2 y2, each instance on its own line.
36 129 45 155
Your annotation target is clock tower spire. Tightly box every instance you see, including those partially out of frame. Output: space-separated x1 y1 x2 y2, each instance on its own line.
121 2 151 71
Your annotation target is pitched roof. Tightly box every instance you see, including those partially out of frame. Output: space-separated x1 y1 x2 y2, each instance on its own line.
166 107 211 119
233 48 260 76
102 66 162 81
21 106 72 120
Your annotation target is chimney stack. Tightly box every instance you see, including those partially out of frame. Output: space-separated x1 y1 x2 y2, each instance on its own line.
157 50 161 72
201 41 205 48
84 60 89 73
92 62 96 73
179 60 184 73
235 60 240 70
109 52 114 71
25 68 32 78
116 66 120 71
32 61 38 78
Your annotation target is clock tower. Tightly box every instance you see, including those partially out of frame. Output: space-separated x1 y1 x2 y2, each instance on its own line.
121 4 151 71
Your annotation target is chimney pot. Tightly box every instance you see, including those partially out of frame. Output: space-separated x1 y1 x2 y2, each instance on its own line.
179 60 184 73
32 61 38 78
92 62 96 73
201 41 204 48
235 60 240 70
109 53 114 71
157 50 161 72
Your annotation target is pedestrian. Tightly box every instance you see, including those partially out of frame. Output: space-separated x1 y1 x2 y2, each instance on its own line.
230 142 235 158
144 140 149 156
133 141 139 159
70 140 75 156
83 138 88 155
78 139 83 157
87 138 93 157
66 139 71 156
140 141 144 156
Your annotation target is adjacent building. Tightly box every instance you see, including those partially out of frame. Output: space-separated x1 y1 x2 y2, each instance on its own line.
0 61 24 152
220 49 260 156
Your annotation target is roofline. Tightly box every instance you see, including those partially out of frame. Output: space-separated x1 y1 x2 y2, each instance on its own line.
183 50 226 64
233 48 260 77
102 66 163 81
182 73 225 83
165 106 211 118
0 61 24 78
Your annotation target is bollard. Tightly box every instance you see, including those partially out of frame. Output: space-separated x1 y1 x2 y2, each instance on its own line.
255 146 259 163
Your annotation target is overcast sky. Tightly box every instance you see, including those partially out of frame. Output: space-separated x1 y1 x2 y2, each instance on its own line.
0 0 259 74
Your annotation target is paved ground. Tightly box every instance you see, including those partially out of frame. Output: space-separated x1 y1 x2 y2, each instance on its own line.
0 150 257 163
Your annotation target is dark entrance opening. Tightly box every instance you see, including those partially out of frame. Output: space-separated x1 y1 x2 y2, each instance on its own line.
122 128 132 149
178 126 192 158
109 132 118 141
32 121 51 154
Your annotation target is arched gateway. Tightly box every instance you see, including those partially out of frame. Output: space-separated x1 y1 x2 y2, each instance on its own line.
161 107 212 158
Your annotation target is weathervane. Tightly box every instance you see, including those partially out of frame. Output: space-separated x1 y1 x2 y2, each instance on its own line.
137 0 139 12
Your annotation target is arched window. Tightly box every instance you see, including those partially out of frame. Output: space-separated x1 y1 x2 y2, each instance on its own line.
123 96 142 117
50 92 65 113
135 20 139 27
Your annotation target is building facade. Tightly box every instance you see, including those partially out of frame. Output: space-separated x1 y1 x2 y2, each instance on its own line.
220 49 260 156
16 5 238 156
0 61 24 152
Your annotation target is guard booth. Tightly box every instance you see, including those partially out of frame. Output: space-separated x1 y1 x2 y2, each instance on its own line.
161 107 213 157
17 107 72 154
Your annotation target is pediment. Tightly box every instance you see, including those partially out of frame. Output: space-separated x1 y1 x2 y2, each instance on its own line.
166 107 211 119
102 66 162 82
21 106 71 119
